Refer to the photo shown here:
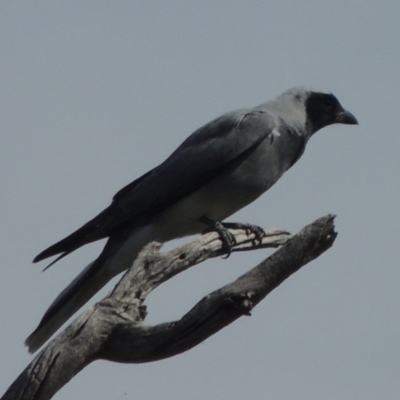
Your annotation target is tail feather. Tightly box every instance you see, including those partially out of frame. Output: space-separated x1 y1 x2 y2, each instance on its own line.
25 258 115 353
27 225 155 353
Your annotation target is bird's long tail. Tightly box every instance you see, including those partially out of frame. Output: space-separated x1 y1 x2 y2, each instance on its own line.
26 226 155 353
25 257 117 353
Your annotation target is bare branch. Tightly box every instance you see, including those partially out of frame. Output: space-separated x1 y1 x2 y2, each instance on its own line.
1 215 336 400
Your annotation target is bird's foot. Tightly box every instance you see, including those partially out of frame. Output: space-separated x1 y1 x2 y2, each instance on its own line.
199 218 266 257
220 222 265 245
198 217 237 258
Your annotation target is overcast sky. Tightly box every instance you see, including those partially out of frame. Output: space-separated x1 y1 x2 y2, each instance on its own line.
1 1 399 399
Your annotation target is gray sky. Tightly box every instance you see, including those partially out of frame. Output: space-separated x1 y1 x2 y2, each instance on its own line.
1 1 399 399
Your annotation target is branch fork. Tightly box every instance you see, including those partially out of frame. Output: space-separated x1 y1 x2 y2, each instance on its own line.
2 215 337 400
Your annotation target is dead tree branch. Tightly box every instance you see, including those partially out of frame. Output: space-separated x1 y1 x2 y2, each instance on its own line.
2 215 336 400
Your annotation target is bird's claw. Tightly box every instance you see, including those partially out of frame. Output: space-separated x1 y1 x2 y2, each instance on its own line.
199 217 237 257
199 218 266 257
221 222 265 245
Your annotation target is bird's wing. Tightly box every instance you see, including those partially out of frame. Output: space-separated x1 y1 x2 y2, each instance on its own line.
34 109 275 264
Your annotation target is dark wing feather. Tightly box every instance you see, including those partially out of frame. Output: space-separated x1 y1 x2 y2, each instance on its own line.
32 171 156 264
34 109 274 263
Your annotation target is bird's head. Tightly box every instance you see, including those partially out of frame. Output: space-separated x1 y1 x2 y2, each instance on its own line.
280 86 358 135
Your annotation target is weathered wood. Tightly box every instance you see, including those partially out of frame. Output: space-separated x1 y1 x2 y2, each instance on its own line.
1 215 336 400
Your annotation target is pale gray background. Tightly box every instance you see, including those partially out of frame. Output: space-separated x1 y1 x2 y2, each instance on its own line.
1 1 399 399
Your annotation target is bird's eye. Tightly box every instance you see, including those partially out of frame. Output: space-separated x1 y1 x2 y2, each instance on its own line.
322 96 334 108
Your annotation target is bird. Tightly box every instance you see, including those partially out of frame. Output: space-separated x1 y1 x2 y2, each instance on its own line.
26 86 358 352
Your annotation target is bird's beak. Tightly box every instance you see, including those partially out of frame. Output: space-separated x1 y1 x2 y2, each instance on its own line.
335 109 358 125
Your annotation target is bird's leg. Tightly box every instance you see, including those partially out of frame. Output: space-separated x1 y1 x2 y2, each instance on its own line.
198 216 237 258
220 222 265 245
